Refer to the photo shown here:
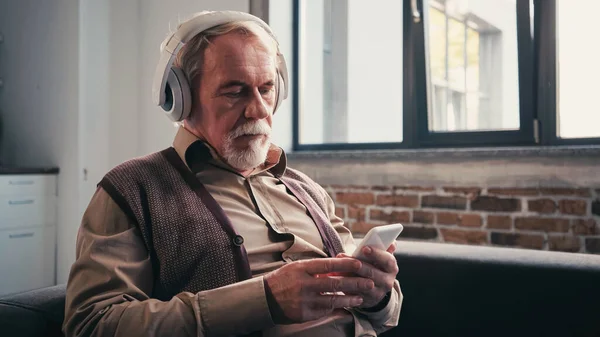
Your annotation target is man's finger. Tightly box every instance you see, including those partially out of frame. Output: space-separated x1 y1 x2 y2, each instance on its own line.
303 258 362 275
315 272 352 278
359 247 398 274
312 294 363 309
387 242 397 254
353 260 390 285
307 276 374 293
336 253 351 258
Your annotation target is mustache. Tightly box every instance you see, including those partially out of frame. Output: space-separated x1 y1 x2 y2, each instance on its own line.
230 121 271 138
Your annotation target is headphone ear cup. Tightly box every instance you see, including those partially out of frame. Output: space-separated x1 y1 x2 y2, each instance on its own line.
273 70 285 114
164 67 192 122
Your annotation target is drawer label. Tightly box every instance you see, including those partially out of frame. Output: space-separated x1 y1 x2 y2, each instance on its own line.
9 232 35 239
8 200 35 206
8 180 35 185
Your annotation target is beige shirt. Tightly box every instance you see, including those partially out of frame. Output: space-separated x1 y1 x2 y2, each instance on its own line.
63 127 402 337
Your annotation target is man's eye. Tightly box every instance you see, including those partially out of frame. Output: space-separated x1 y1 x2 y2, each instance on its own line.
224 91 243 98
260 88 274 95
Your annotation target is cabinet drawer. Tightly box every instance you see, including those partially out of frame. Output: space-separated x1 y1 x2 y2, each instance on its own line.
0 175 57 197
0 225 56 296
0 196 56 230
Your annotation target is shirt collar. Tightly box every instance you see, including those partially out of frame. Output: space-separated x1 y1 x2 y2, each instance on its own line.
172 126 287 177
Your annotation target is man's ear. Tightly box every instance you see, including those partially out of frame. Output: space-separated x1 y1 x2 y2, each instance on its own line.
182 117 195 129
186 102 202 122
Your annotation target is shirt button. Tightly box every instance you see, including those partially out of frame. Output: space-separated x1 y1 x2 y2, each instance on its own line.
233 235 244 246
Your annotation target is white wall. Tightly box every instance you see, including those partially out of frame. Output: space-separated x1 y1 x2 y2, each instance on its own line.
0 0 80 285
269 0 295 152
0 0 79 169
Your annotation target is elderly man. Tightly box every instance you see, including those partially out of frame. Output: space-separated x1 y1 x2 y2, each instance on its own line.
63 10 402 337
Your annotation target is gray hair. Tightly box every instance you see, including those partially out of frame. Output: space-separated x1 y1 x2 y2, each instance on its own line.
172 19 279 91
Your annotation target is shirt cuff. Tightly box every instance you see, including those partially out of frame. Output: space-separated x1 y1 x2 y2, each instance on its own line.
198 276 275 335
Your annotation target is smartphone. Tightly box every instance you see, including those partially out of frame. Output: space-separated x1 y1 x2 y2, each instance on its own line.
352 223 404 260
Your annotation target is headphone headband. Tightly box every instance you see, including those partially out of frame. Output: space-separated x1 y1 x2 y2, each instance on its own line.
152 11 289 121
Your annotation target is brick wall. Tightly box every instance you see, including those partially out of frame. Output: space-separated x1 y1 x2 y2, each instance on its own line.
325 185 600 254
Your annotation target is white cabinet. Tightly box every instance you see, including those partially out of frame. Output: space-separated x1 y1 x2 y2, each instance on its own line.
0 226 56 295
0 173 57 296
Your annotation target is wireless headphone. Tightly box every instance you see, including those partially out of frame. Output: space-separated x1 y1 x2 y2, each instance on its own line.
152 11 289 122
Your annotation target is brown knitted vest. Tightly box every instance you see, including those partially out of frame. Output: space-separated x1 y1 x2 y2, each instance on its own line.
99 147 345 302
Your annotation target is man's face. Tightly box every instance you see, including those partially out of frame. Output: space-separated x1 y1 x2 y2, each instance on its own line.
187 31 277 171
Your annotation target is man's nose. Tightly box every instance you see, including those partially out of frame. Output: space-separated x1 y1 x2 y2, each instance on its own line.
244 89 270 120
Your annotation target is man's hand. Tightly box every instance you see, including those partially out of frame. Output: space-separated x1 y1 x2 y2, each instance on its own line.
264 258 375 323
336 243 399 309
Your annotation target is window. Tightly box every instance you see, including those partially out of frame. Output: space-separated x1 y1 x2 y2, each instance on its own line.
294 0 600 150
556 0 600 139
292 0 600 150
428 0 518 132
296 0 403 147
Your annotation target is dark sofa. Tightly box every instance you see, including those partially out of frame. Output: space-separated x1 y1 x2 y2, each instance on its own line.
1 241 599 337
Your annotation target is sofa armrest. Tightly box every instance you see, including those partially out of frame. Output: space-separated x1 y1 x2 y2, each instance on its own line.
382 241 600 337
0 284 66 337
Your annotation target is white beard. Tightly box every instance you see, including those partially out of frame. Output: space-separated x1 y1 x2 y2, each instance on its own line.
222 121 271 171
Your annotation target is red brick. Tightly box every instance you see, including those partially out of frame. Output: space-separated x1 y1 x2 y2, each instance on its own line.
491 232 544 250
336 192 374 205
540 188 591 197
369 209 410 223
335 207 345 218
376 195 419 208
437 212 460 225
514 217 570 232
528 199 557 214
585 238 600 254
400 226 438 240
394 186 436 192
351 222 380 235
412 211 435 224
440 228 487 245
347 207 366 221
459 214 483 228
487 215 512 230
443 187 481 200
422 195 467 210
488 188 539 196
471 196 520 212
572 219 598 235
548 235 581 253
559 199 588 216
